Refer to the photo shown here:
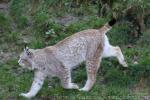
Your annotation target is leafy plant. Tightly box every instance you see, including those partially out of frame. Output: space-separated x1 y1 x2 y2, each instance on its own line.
5 32 20 42
108 22 132 45
0 13 11 31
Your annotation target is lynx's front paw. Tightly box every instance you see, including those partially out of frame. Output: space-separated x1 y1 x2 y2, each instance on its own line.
122 61 128 67
19 93 34 99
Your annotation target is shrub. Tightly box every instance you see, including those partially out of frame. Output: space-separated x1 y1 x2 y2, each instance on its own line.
5 32 20 42
33 11 49 29
0 13 11 31
103 67 132 86
10 0 29 29
16 15 29 29
108 23 131 45
30 36 45 49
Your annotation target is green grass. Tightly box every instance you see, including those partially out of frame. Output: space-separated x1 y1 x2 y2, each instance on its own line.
1 1 150 100
0 12 12 32
10 0 29 29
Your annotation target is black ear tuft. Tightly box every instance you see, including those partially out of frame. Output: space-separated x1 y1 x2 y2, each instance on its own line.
24 46 33 58
108 18 116 26
24 43 27 49
25 49 33 58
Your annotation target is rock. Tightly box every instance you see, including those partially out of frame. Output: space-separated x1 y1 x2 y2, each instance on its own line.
0 3 8 9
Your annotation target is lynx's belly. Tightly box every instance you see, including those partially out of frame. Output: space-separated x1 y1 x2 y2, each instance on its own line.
102 34 111 57
55 37 88 68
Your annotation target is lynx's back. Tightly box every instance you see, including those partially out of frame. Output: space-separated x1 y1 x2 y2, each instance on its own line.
53 29 105 68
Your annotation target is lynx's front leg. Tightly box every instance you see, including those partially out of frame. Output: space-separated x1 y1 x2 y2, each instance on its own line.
114 46 128 67
20 71 46 98
103 45 128 67
79 58 101 91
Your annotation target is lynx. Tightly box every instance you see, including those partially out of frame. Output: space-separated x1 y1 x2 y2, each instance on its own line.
18 19 128 98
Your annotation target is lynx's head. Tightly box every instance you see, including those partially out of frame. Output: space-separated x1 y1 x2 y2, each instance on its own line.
18 46 34 70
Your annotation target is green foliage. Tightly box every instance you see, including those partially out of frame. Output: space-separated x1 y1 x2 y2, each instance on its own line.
1 0 150 99
125 0 150 8
87 16 107 28
32 10 49 35
10 0 29 29
65 22 88 33
104 86 130 99
10 0 26 17
0 13 11 31
30 37 45 49
5 32 20 42
16 15 29 29
145 14 150 28
33 11 49 27
108 23 131 45
47 21 63 33
137 31 150 46
102 65 132 87
65 16 107 34
45 29 57 37
129 65 150 80
0 61 33 100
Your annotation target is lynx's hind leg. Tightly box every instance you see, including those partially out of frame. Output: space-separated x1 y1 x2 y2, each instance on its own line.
60 67 79 89
79 58 101 91
103 45 128 67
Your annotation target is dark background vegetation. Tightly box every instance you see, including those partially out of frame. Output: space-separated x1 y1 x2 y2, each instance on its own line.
0 0 150 99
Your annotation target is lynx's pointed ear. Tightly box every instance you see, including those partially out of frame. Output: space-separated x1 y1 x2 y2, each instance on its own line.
24 46 33 58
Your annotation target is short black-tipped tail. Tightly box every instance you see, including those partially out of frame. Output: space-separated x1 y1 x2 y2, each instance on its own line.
108 18 116 26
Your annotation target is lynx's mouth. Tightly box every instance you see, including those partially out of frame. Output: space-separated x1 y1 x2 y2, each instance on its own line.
18 59 33 70
18 59 24 66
